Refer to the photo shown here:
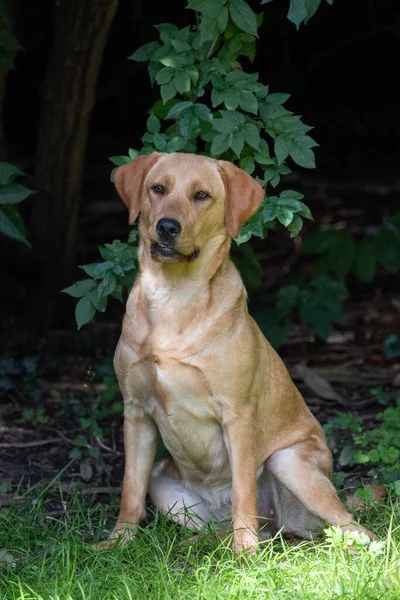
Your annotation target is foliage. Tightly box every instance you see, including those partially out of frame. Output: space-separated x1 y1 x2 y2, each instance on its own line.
325 395 400 493
63 374 122 461
0 0 22 69
66 0 331 329
252 275 348 347
0 355 39 399
303 211 400 282
384 334 400 359
63 230 139 329
0 162 33 245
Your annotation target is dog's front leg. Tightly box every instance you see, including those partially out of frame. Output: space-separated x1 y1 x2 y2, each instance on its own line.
111 403 158 545
224 406 259 555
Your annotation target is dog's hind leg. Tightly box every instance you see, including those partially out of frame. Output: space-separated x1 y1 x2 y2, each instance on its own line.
148 458 215 530
266 436 376 540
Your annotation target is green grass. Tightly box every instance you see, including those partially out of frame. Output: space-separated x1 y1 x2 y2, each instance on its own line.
0 487 400 600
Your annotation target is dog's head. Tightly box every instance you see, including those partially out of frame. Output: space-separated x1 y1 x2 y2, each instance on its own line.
114 152 265 264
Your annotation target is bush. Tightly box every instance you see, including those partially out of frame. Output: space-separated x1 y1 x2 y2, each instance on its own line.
64 0 331 334
0 162 33 246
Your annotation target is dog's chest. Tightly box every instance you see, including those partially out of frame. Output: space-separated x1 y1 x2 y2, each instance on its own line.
129 352 229 477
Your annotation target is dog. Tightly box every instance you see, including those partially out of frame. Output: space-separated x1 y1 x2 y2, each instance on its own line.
106 151 374 554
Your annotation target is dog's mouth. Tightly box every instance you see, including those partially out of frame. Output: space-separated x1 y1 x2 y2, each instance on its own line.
151 243 200 264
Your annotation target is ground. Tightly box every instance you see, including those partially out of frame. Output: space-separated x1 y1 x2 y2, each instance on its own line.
1 174 400 598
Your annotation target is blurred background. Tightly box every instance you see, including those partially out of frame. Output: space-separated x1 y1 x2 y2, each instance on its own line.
0 0 399 497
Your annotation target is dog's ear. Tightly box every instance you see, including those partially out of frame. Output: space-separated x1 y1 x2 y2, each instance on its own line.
218 161 265 239
113 153 161 224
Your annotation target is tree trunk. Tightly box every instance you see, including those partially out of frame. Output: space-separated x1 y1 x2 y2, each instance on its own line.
31 0 119 295
0 0 16 160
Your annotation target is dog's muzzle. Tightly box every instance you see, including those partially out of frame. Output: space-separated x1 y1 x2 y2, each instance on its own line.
152 218 199 263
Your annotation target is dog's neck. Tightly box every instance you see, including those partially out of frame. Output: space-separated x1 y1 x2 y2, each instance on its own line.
125 233 246 348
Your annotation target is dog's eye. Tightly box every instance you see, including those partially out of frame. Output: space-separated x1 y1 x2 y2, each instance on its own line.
194 191 209 201
152 185 165 195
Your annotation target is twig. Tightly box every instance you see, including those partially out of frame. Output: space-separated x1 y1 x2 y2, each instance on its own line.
0 438 63 449
206 36 219 59
0 427 36 435
38 379 107 392
95 437 121 455
81 486 121 495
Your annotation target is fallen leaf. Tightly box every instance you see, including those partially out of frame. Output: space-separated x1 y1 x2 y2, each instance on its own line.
393 373 400 387
80 462 93 482
295 363 345 404
0 550 16 567
346 484 387 511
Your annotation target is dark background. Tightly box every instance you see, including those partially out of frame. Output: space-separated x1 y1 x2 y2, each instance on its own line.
1 0 400 499
1 0 400 337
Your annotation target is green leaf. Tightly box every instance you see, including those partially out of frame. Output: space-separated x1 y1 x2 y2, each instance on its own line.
147 113 161 134
109 155 131 166
211 133 231 156
266 92 291 105
288 0 321 28
179 111 199 139
276 207 294 227
236 208 265 244
167 136 187 152
238 91 258 115
375 226 400 272
0 205 30 245
160 81 177 103
329 232 356 279
230 129 245 157
263 197 279 221
80 262 113 278
75 295 96 330
166 101 193 119
128 148 139 159
353 241 376 282
211 88 225 107
242 123 260 149
91 291 107 313
233 243 262 288
384 334 400 359
97 272 117 299
62 279 96 298
128 41 160 62
289 136 317 169
0 182 33 205
155 66 175 85
153 132 167 150
171 39 192 52
0 162 26 185
174 71 191 94
254 140 273 165
186 0 212 9
159 55 190 68
240 155 255 174
0 30 22 52
224 88 239 110
288 214 303 237
230 0 258 37
274 134 291 164
194 103 212 120
275 284 299 318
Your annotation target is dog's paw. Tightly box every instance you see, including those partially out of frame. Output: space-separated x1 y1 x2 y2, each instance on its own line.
93 522 137 550
340 523 378 542
232 529 258 556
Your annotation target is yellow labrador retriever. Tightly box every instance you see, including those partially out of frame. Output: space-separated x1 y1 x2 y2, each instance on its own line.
107 151 374 554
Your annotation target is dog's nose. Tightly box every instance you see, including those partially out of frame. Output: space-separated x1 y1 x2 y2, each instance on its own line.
156 218 181 239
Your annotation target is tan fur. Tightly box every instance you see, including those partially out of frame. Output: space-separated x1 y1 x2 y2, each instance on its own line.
105 152 375 554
